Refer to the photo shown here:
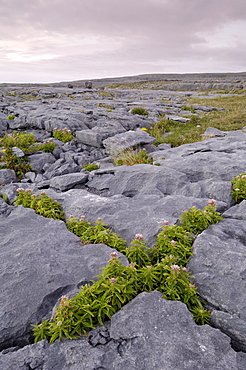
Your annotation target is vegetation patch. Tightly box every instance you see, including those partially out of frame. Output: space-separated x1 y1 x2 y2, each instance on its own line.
29 197 223 344
148 93 246 147
131 107 148 116
114 148 153 166
53 128 74 142
231 172 246 202
83 164 99 172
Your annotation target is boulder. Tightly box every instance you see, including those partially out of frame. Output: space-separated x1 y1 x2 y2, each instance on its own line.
0 169 17 185
102 129 155 156
188 217 246 351
0 205 127 350
49 172 88 191
0 291 243 370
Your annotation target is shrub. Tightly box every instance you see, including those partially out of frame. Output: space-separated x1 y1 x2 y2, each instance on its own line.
231 172 246 202
83 164 99 171
14 189 65 220
0 132 36 152
7 114 15 120
179 200 222 234
0 148 32 179
131 107 148 116
53 128 74 142
114 148 153 166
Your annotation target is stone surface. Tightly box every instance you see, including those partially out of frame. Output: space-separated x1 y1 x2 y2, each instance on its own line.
0 205 127 350
0 169 17 185
49 172 88 191
0 291 243 370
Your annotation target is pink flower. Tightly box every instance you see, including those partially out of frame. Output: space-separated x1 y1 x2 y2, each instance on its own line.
171 265 180 271
163 220 169 225
110 278 117 284
171 240 177 245
182 267 188 272
135 233 144 240
110 252 118 259
97 217 102 221
208 199 216 206
17 188 24 192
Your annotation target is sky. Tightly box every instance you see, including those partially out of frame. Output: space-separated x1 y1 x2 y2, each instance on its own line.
0 0 246 83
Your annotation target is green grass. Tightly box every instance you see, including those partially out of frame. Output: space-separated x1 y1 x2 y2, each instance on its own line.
147 93 246 147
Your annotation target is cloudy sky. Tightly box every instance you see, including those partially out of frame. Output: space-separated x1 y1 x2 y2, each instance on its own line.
0 0 246 83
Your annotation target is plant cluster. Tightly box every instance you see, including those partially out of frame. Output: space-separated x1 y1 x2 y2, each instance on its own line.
14 189 65 220
131 107 148 116
179 200 222 234
114 148 153 166
7 114 16 120
32 200 223 343
66 216 127 252
0 132 36 152
53 128 74 142
147 93 246 147
0 148 32 179
231 172 246 202
181 105 196 113
82 164 99 172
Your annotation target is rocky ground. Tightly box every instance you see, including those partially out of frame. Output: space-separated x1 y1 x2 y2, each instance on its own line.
1 76 246 369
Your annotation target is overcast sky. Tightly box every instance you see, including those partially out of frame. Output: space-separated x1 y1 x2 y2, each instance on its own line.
0 0 246 83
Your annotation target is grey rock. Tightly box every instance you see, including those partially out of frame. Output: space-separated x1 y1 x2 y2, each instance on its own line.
102 129 156 155
49 172 88 191
28 152 56 173
12 146 25 157
202 126 226 138
0 169 17 185
48 188 218 246
43 158 80 179
188 218 246 350
0 291 240 370
76 129 104 147
0 205 127 350
166 114 190 123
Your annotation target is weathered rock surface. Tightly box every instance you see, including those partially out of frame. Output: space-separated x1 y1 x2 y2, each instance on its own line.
1 291 245 370
0 205 127 351
1 80 246 368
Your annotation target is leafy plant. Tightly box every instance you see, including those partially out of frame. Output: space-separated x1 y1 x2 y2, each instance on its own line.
66 217 127 253
125 234 151 267
231 172 246 202
179 200 222 234
7 114 15 120
34 140 56 153
0 148 32 179
114 148 153 166
83 164 99 171
131 107 148 116
0 132 36 152
151 223 193 265
14 189 65 220
181 105 196 113
53 128 74 142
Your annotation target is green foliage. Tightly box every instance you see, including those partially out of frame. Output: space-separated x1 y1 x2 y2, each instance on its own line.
125 234 151 267
83 164 99 171
179 200 222 234
0 148 32 179
131 107 148 116
0 132 36 152
34 140 56 153
14 189 65 220
181 105 196 113
114 148 153 166
32 201 225 343
231 172 246 202
66 217 127 253
7 114 15 120
151 224 194 265
53 128 74 142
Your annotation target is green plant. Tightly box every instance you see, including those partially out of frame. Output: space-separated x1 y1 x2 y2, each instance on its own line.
179 200 222 234
114 148 153 166
83 164 99 171
66 217 127 253
53 128 74 142
125 234 151 268
0 132 36 152
131 107 148 116
34 140 56 153
181 105 196 113
231 172 246 202
0 148 32 179
14 189 65 220
7 114 15 120
151 223 193 265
